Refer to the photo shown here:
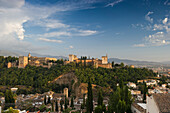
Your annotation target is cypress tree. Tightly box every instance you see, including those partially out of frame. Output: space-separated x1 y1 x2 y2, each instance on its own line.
87 78 93 113
97 89 103 106
60 100 64 111
51 102 54 111
47 97 51 104
55 101 58 112
44 95 47 105
64 97 68 109
70 96 74 109
143 83 147 103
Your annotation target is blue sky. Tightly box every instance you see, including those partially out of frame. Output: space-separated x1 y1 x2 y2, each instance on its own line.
0 0 169 61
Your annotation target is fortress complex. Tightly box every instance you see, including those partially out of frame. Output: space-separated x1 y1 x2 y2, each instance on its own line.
8 53 57 68
65 54 112 69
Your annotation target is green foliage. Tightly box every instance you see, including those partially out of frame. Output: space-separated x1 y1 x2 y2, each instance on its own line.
5 90 15 103
63 108 71 113
0 59 156 94
2 107 19 113
108 82 133 113
0 92 4 96
40 104 46 112
0 56 18 69
95 106 102 113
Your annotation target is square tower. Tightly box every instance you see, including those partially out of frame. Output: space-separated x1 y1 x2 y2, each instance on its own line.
69 54 77 62
18 56 28 68
102 55 108 64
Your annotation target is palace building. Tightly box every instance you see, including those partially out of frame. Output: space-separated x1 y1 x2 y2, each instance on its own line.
65 54 112 69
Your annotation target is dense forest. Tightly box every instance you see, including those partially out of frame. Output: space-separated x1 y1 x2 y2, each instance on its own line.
0 56 156 94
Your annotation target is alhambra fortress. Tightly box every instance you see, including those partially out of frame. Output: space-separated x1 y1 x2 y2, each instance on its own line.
7 53 112 69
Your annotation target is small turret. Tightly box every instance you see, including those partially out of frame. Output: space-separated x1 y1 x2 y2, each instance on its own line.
28 53 31 58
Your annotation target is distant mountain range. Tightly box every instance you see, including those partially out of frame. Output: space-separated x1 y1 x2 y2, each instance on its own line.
0 50 21 56
108 58 159 66
0 50 170 66
0 50 68 60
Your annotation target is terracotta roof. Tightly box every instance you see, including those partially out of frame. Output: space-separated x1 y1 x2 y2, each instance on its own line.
153 93 170 113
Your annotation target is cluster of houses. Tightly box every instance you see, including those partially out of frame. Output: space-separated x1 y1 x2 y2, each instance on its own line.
0 78 169 113
127 78 170 113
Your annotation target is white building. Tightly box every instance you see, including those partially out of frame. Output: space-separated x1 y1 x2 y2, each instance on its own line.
127 82 137 88
147 93 170 113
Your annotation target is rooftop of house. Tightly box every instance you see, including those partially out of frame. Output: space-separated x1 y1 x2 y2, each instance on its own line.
132 102 146 112
153 93 170 113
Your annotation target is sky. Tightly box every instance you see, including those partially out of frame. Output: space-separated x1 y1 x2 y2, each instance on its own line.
0 0 170 62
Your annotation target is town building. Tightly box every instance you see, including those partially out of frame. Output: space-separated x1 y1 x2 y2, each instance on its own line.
127 82 137 88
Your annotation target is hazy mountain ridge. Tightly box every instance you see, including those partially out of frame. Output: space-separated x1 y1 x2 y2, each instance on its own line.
0 50 21 56
109 58 167 66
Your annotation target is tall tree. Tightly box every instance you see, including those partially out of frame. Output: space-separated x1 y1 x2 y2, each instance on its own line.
51 102 54 111
97 89 103 106
86 78 93 113
112 61 114 68
55 101 58 112
47 97 51 104
60 100 64 111
64 97 68 109
44 95 47 105
108 86 132 113
143 83 147 103
70 96 74 109
5 90 15 109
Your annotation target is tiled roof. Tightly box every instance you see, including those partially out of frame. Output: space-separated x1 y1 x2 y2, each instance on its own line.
132 103 145 112
153 93 170 113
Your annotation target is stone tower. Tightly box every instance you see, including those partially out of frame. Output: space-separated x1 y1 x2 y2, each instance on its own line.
18 56 28 68
64 88 68 98
102 54 108 64
69 54 77 62
28 53 31 58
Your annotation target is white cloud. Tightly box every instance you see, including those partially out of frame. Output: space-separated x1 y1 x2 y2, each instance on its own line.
69 46 74 49
145 11 154 23
133 44 146 47
164 0 170 5
163 17 168 24
105 0 123 7
30 19 70 30
0 0 28 40
42 32 71 38
27 29 97 39
38 38 63 43
76 30 97 36
0 0 100 54
134 17 170 47
0 0 25 8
